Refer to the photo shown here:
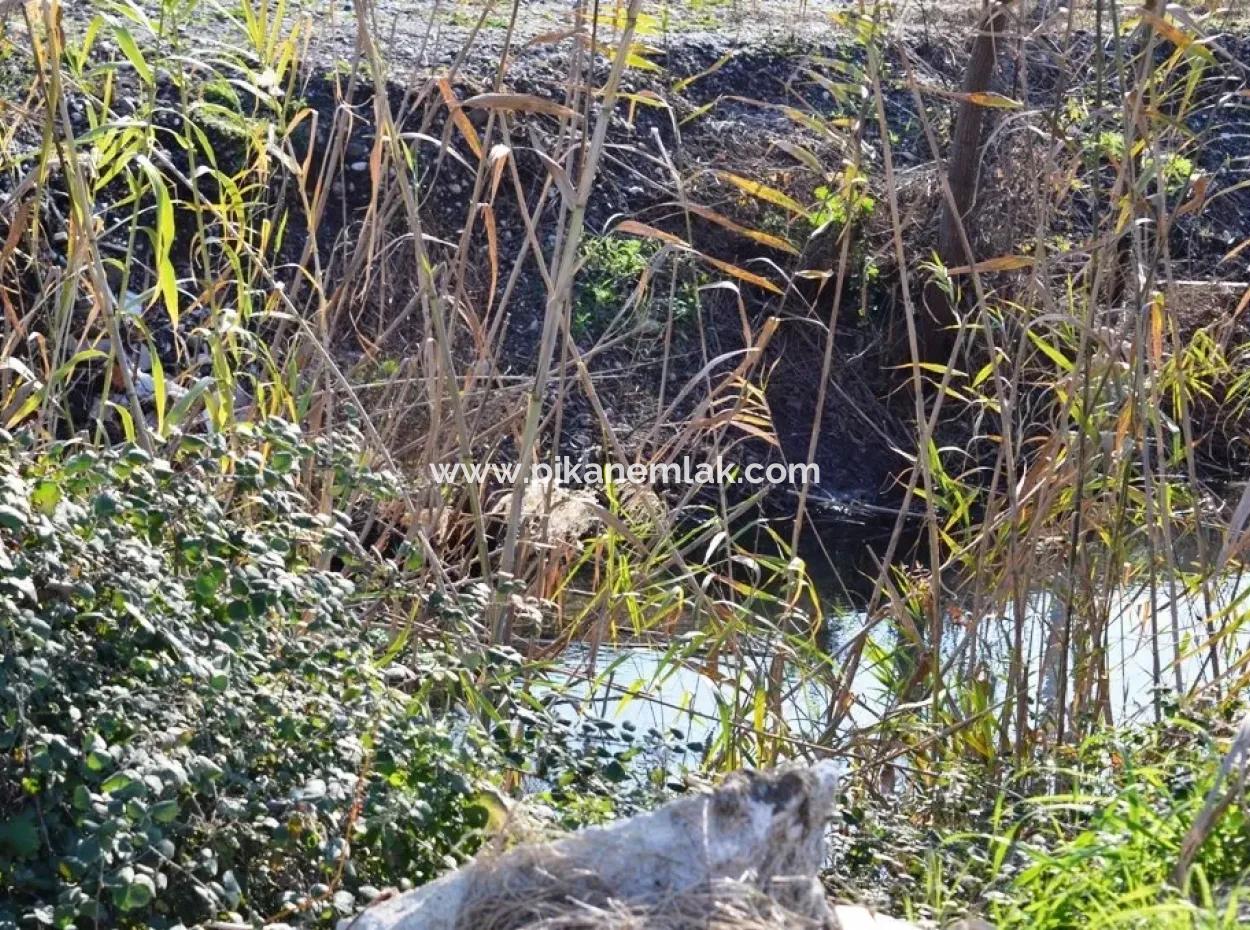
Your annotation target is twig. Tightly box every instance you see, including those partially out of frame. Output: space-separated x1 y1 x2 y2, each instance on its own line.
1172 711 1250 887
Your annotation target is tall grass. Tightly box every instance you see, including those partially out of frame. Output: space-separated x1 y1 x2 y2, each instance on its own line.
2 0 1250 919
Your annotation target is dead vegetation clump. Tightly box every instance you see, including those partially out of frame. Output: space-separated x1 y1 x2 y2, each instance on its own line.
452 875 826 930
345 764 862 930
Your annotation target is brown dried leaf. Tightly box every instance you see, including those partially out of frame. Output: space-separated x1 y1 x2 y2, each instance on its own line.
679 202 799 255
947 254 1035 275
462 92 577 119
716 171 808 217
437 78 484 160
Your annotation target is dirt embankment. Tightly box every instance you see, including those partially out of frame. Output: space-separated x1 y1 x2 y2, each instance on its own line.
3 3 1250 540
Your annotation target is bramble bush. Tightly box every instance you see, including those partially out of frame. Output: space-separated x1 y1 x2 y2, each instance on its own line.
0 423 518 928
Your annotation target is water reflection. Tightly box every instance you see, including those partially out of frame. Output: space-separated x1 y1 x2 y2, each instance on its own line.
543 567 1250 750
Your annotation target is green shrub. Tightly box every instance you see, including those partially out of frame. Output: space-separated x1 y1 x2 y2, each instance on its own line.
573 235 657 339
995 722 1250 929
0 424 501 928
829 718 1250 928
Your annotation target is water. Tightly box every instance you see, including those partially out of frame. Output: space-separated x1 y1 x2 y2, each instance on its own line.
1017 571 1250 720
545 567 1250 751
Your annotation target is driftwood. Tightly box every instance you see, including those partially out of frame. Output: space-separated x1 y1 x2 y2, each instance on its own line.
341 763 919 930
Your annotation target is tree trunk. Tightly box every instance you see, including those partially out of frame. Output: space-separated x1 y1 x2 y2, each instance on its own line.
921 1 1011 361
